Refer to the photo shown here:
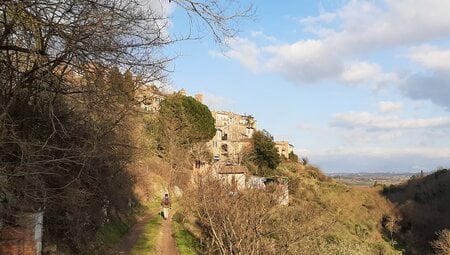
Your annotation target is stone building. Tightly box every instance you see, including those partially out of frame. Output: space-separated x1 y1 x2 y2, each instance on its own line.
208 111 256 164
275 141 294 159
136 87 203 113
135 85 165 112
216 165 248 191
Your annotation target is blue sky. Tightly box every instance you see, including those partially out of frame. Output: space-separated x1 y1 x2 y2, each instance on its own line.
161 0 450 173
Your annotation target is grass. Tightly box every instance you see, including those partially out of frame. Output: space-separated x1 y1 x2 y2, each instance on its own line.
98 214 134 246
173 220 201 255
130 212 163 255
130 198 165 255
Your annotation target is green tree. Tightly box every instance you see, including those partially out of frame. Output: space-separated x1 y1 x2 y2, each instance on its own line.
288 151 299 162
158 94 215 147
154 94 215 185
245 130 281 175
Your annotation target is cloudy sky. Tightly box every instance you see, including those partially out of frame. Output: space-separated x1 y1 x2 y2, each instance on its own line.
165 0 450 173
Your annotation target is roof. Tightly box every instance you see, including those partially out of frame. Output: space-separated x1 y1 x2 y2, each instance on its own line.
217 165 248 174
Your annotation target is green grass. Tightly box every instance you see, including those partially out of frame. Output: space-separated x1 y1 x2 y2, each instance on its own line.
173 221 200 255
130 212 163 255
129 198 165 254
98 213 135 247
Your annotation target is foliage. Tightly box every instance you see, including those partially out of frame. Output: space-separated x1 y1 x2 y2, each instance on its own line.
192 179 276 255
288 151 299 162
158 94 216 146
97 213 136 248
173 221 201 255
150 94 215 187
243 130 281 175
0 64 139 250
382 169 450 255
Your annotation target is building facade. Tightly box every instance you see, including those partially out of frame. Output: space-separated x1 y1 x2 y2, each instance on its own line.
135 85 165 112
208 111 256 164
275 141 294 159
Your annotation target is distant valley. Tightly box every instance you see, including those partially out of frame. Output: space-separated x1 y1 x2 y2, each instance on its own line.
330 172 419 187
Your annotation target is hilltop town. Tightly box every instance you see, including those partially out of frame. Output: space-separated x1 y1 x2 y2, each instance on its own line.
138 86 294 204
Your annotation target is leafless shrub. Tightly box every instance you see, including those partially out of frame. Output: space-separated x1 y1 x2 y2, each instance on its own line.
191 178 276 255
188 177 340 255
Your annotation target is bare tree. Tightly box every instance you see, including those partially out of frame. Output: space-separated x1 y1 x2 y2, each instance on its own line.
0 0 253 251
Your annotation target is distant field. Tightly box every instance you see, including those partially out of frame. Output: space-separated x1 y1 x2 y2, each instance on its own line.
329 172 416 187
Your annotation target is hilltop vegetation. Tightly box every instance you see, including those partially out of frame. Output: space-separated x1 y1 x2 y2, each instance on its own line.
383 169 450 255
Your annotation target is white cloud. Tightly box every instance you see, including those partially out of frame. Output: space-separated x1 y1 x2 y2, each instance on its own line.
312 146 450 159
211 37 262 72
264 40 343 83
250 31 277 42
409 45 450 71
144 0 175 16
341 129 404 144
377 101 402 113
340 62 398 85
221 0 450 87
332 112 450 130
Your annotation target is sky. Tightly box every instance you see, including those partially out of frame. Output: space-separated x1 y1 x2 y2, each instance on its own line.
159 0 450 173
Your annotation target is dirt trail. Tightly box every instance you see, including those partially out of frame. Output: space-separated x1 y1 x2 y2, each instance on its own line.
155 217 180 255
109 210 179 255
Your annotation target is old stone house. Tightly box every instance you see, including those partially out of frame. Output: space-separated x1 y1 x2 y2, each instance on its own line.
135 85 165 112
216 165 248 192
208 111 256 164
275 141 294 159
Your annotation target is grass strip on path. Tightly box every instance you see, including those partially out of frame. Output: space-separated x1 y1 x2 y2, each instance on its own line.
130 210 162 255
173 221 200 255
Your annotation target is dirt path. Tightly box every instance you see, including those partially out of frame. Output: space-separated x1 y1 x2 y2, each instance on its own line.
155 216 180 255
109 210 180 255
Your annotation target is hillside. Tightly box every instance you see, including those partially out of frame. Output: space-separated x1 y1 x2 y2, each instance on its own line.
382 169 450 255
277 163 402 254
180 162 402 255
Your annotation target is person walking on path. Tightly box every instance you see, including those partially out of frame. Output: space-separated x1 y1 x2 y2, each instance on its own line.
160 193 172 220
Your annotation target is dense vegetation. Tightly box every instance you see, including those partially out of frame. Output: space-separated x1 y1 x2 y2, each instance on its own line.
382 169 450 255
157 94 216 149
243 130 281 176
